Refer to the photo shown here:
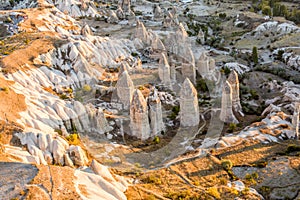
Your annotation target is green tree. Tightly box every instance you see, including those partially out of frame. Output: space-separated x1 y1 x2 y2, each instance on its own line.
262 5 272 16
252 46 258 65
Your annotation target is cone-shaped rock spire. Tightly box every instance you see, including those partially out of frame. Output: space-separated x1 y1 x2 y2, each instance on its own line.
180 78 199 127
130 89 151 140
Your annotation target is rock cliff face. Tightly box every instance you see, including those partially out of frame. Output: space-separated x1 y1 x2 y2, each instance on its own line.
130 90 151 140
180 78 199 127
220 81 239 123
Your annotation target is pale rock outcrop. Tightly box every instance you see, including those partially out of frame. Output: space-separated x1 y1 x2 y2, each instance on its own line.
153 4 163 20
158 53 171 86
180 78 199 127
130 90 151 140
149 33 166 59
116 7 125 20
181 49 196 84
220 81 239 123
197 28 205 45
85 104 111 134
163 11 178 28
37 133 48 151
64 153 74 167
292 103 300 139
107 10 119 24
90 160 127 192
68 145 88 166
209 57 215 71
73 101 90 131
118 0 131 13
118 62 131 77
52 138 67 165
227 70 243 116
132 20 150 45
81 24 93 36
148 90 165 136
197 52 210 75
116 71 135 109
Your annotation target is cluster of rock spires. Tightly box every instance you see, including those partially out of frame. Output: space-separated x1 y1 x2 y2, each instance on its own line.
220 70 243 123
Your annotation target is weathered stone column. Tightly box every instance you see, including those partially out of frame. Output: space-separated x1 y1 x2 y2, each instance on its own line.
180 78 199 127
130 89 151 140
227 70 243 116
220 81 239 123
148 90 165 136
116 70 134 109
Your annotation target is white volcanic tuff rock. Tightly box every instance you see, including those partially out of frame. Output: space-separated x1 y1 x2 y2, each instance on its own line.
196 52 210 75
115 71 135 109
130 90 151 140
163 11 178 28
73 100 90 130
90 160 127 192
180 78 199 127
8 67 112 135
47 0 99 17
167 23 190 54
85 104 111 134
224 62 250 74
153 4 163 20
118 0 131 13
179 47 196 83
15 131 73 166
220 81 239 123
68 145 88 166
148 90 165 136
132 20 151 46
250 21 300 37
158 53 171 86
292 103 300 139
197 28 205 45
74 169 127 200
81 24 93 36
107 10 119 24
118 62 131 77
227 70 243 116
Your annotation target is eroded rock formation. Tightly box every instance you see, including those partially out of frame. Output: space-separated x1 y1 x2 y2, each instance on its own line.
148 89 165 136
158 53 171 87
220 81 239 123
180 78 199 127
227 70 243 116
116 70 135 109
130 89 151 140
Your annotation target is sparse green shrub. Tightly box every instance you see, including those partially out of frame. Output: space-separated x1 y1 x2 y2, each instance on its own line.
262 5 272 16
221 159 233 170
65 133 80 145
59 93 69 100
82 84 92 93
207 187 221 199
250 89 259 100
252 46 258 65
141 174 162 185
219 13 227 19
153 136 160 144
228 123 237 133
54 129 63 135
